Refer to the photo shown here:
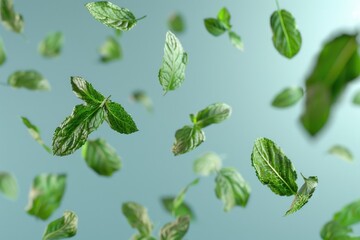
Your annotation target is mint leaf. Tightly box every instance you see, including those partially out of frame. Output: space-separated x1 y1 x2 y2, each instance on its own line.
159 31 188 95
0 38 6 65
99 36 122 63
228 31 243 51
85 1 144 31
131 90 153 112
168 12 185 34
104 101 138 134
286 174 318 215
172 125 205 156
173 178 199 210
0 0 24 33
8 70 50 91
26 173 66 220
328 145 353 162
42 211 78 240
38 32 64 58
251 137 298 196
193 152 222 176
161 197 195 220
71 76 105 105
0 172 18 200
82 138 121 176
122 202 154 238
204 18 227 36
271 86 304 108
160 216 190 240
21 116 51 153
193 103 232 128
215 167 251 211
320 221 355 240
333 200 360 227
217 7 231 30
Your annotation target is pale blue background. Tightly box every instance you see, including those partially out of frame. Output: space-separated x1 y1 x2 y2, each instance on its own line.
1 0 360 239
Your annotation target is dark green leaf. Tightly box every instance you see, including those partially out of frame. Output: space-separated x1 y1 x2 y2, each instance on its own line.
217 7 231 30
328 145 353 162
104 101 138 134
38 32 64 58
168 12 185 34
131 90 153 112
42 211 78 240
0 172 18 200
8 70 50 91
193 152 222 176
21 116 51 153
0 0 23 33
160 216 190 240
0 38 6 65
228 31 243 51
204 18 227 36
271 86 304 108
161 197 195 220
193 103 232 128
251 137 298 196
122 202 153 237
172 125 205 156
99 36 122 63
70 76 105 105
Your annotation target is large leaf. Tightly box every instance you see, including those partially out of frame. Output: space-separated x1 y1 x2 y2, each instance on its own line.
70 76 105 105
0 0 23 33
160 216 190 240
21 116 51 153
271 86 304 108
42 211 78 240
82 138 121 176
122 202 154 237
193 152 222 176
300 34 360 136
203 18 227 36
26 173 66 220
104 101 138 134
161 197 195 220
8 70 50 91
172 125 205 156
0 172 18 200
328 145 353 162
168 12 185 34
38 32 64 58
0 38 6 65
333 200 360 227
251 137 298 196
99 36 122 63
215 167 251 211
270 8 301 58
158 31 188 95
192 102 232 128
131 90 153 112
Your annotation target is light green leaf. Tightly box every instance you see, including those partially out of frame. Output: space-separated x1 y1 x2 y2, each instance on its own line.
8 70 50 91
193 152 222 176
285 174 318 215
158 31 188 95
0 0 24 33
271 86 304 108
82 138 121 176
352 90 360 105
85 1 144 31
26 173 66 220
328 145 353 162
104 101 138 134
172 125 205 156
0 38 6 65
228 31 243 51
204 18 227 36
122 202 154 237
161 197 195 220
0 172 18 200
168 12 185 34
215 167 251 211
251 137 298 196
173 178 199 210
301 34 360 136
21 116 51 153
131 90 153 112
42 211 78 240
217 7 231 30
160 216 190 240
99 36 122 63
38 32 64 58
70 76 105 105
270 7 301 58
192 103 232 128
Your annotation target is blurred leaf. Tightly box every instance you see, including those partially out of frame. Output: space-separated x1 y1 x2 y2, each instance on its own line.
161 197 195 220
193 102 232 128
173 178 199 210
271 86 304 108
42 211 78 240
160 216 190 240
8 70 50 91
0 172 18 200
21 117 51 153
172 125 205 156
39 32 64 58
122 202 154 238
217 7 231 30
99 36 122 63
193 152 222 176
228 31 243 51
333 200 360 227
0 38 6 65
328 145 353 162
168 12 185 33
204 18 227 36
131 90 153 112
0 0 23 33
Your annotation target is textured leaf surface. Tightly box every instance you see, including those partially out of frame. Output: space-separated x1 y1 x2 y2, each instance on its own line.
168 12 185 34
99 36 122 63
161 197 195 220
26 174 66 220
204 18 227 36
215 167 251 211
193 152 222 176
70 76 105 105
217 7 231 30
39 32 64 58
158 31 188 94
172 125 205 156
160 216 190 240
228 31 243 51
0 38 6 65
0 172 18 200
8 70 50 91
0 0 23 33
82 138 121 176
328 145 353 162
251 137 298 196
193 103 232 128
131 90 153 112
271 86 304 108
21 117 51 153
104 101 138 134
42 211 78 240
122 202 153 237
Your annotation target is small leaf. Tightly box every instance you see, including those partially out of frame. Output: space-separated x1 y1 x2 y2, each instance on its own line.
0 172 18 200
38 32 64 58
104 101 138 134
168 12 185 34
204 18 227 36
228 31 243 51
217 7 231 30
193 152 222 176
173 178 199 210
285 174 318 215
172 125 205 156
251 137 298 196
160 216 190 240
70 76 105 105
0 0 24 33
215 167 251 211
122 202 153 237
131 90 153 112
21 116 51 153
26 173 66 220
193 103 232 128
159 31 188 94
161 197 195 220
8 70 50 91
42 211 78 240
82 138 121 176
352 90 360 105
271 86 304 108
99 36 122 63
85 1 142 31
0 38 6 65
328 145 353 162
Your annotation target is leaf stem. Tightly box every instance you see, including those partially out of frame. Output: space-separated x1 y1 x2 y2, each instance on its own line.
275 0 280 10
101 95 111 107
136 15 147 21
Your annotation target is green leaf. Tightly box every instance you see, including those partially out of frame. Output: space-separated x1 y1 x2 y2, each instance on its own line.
85 1 143 31
160 216 190 240
8 70 50 91
300 33 360 136
0 38 6 65
352 90 360 105
193 152 222 176
173 178 199 210
0 0 24 33
285 174 318 215
104 101 138 134
320 221 355 240
70 76 105 105
168 12 185 34
328 145 353 162
204 18 227 36
217 7 231 30
122 202 153 237
26 173 66 220
131 90 153 112
271 86 304 108
161 197 195 220
0 172 18 200
172 125 205 156
52 104 105 156
99 36 122 63
251 137 298 196
21 116 51 153
333 200 360 227
38 32 64 58
228 31 244 51
215 167 251 211
82 138 121 176
270 8 301 58
193 103 232 128
158 31 188 94
42 211 78 240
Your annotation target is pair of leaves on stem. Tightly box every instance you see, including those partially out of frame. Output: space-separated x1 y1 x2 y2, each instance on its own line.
7 70 50 91
39 32 64 58
42 211 78 240
0 0 24 33
251 138 318 215
52 76 138 156
172 103 231 156
168 12 185 34
204 7 243 51
122 202 190 240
